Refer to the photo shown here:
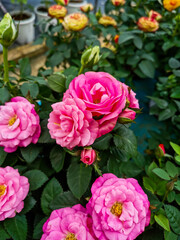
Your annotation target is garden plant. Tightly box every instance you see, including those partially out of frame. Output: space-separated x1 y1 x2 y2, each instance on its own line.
0 0 180 239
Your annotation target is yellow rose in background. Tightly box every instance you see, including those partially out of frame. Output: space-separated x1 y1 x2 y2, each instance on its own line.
99 16 117 27
137 17 159 32
56 0 69 6
48 5 67 19
163 0 180 11
101 42 116 53
62 13 88 31
111 0 125 6
80 3 94 13
148 10 162 21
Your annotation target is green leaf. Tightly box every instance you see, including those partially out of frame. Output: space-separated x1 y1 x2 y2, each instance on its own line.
133 36 143 49
148 96 168 109
165 161 178 178
41 178 63 215
107 156 121 177
20 82 39 98
154 214 170 232
169 58 180 69
67 163 92 199
158 108 173 121
92 133 112 150
152 168 170 180
164 205 180 235
20 196 36 215
120 162 142 177
175 155 180 164
118 32 134 44
4 215 27 240
174 181 180 191
167 191 175 203
0 222 10 240
0 87 10 104
47 74 66 93
0 147 7 166
19 58 31 77
175 194 180 205
50 191 79 210
164 231 178 240
170 87 180 99
50 145 66 173
49 52 64 67
20 145 42 164
24 170 48 191
138 60 155 78
113 126 137 158
33 217 48 240
173 70 180 77
38 119 55 144
170 142 180 155
143 177 156 194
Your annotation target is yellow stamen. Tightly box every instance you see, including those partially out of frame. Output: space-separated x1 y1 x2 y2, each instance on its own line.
111 202 123 217
65 233 77 240
0 185 6 197
8 115 17 126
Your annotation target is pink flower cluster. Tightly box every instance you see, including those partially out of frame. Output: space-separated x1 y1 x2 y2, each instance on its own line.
0 166 29 221
41 174 150 240
48 72 139 149
0 96 41 153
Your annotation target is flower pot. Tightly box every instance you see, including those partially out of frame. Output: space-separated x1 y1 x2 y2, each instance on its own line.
34 4 56 32
11 11 35 45
67 0 87 14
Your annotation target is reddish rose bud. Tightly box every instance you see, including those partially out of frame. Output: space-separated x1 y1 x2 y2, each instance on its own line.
149 10 162 21
80 148 96 165
159 144 165 155
114 34 119 44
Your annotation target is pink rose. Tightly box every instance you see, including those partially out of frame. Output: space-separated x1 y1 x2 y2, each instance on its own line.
41 204 96 240
87 173 151 240
48 98 98 149
0 166 29 221
63 72 126 137
80 148 96 165
0 96 41 153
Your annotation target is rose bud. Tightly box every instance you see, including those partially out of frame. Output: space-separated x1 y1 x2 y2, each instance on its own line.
80 148 96 165
80 3 94 13
81 46 100 68
99 15 117 27
149 10 162 21
114 34 119 44
111 0 125 6
0 13 18 48
56 0 69 6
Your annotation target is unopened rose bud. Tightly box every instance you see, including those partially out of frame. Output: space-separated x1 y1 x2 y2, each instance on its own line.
118 109 136 124
81 46 100 68
96 9 102 20
155 144 165 159
80 148 96 165
149 10 162 21
56 0 69 6
114 34 119 44
111 0 125 6
80 3 94 13
166 181 174 191
0 13 18 48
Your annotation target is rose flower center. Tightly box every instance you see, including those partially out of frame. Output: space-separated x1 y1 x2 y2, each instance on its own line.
8 115 17 126
65 233 77 240
0 185 6 197
111 202 123 217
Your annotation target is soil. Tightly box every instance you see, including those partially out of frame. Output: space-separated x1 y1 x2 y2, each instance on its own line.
37 6 48 13
12 13 31 21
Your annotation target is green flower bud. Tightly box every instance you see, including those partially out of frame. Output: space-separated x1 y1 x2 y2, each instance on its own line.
0 13 18 48
81 46 100 68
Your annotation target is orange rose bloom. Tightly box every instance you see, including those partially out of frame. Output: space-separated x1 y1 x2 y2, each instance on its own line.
99 16 117 27
56 0 69 6
48 5 67 19
163 0 180 11
149 10 162 21
80 3 94 12
114 35 119 44
137 17 159 32
111 0 125 6
62 13 88 31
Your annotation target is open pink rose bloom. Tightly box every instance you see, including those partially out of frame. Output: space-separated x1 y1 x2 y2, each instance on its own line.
0 166 29 221
41 204 96 240
86 173 151 240
0 96 41 153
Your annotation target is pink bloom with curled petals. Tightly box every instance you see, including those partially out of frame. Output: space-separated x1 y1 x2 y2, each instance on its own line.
80 148 96 165
41 204 96 240
0 166 29 221
48 98 98 150
0 96 41 153
87 173 151 240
